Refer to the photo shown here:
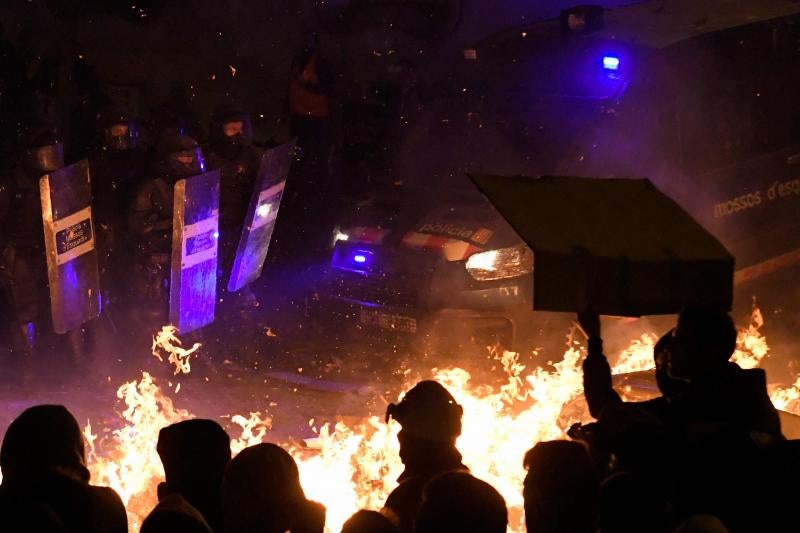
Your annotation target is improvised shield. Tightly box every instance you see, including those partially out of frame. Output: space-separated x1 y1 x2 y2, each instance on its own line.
170 170 221 333
40 160 102 333
469 174 734 316
227 140 296 293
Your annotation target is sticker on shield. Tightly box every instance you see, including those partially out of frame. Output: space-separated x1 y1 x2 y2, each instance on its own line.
53 207 95 265
181 214 219 269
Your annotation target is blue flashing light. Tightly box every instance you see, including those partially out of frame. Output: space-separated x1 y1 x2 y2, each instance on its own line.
602 55 620 71
353 254 367 264
213 231 220 239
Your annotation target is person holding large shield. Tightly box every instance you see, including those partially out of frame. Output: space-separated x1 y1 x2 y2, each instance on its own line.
90 105 148 316
0 131 62 357
205 106 262 291
1 130 99 363
129 132 220 334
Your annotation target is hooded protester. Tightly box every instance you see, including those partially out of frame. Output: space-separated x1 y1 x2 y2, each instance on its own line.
523 440 599 533
156 419 231 532
385 380 468 483
0 404 127 533
222 443 325 533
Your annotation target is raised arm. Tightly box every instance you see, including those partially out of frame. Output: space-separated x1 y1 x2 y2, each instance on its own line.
579 309 622 418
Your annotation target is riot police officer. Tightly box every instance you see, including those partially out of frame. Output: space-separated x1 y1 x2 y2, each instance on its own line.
90 105 147 312
0 131 63 357
385 380 469 483
129 132 206 322
205 106 262 277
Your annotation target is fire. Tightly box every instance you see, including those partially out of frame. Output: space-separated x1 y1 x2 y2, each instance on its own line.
151 325 202 375
770 377 800 414
84 372 191 529
612 333 658 374
731 305 769 369
80 308 783 533
230 412 273 456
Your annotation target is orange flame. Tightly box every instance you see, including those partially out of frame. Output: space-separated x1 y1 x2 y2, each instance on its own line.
151 325 201 375
80 306 782 533
84 372 191 529
230 412 273 456
731 305 769 369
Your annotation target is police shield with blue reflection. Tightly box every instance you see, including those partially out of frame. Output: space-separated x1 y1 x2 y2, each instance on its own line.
169 170 221 334
40 160 102 334
226 140 296 293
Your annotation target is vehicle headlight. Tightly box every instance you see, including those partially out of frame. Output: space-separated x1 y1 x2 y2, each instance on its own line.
465 245 533 281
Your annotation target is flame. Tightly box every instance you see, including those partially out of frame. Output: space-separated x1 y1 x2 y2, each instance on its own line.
85 372 191 529
770 376 800 414
731 305 769 369
79 307 783 533
230 412 273 456
612 333 658 374
152 325 201 375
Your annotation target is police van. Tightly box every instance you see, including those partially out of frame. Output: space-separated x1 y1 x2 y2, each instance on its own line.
324 0 800 349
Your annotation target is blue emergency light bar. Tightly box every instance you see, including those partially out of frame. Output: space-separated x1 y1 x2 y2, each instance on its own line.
602 55 620 71
353 254 367 264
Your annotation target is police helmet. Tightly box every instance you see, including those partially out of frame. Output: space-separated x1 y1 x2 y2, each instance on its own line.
98 106 139 151
210 105 252 155
156 132 205 180
21 130 64 174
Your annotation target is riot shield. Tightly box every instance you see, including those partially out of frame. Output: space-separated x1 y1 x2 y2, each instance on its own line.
40 160 102 333
227 140 296 293
169 170 221 333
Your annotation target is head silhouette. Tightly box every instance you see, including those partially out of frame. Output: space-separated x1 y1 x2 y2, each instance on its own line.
222 443 322 533
670 306 737 380
0 405 89 489
415 472 507 533
386 381 466 481
156 419 230 531
342 509 398 533
523 440 598 533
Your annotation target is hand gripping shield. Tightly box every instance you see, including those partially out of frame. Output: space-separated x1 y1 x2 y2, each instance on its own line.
170 170 221 333
226 140 296 293
39 160 102 333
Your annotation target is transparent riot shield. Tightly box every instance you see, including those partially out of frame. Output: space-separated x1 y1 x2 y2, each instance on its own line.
39 160 102 333
169 170 221 333
226 140 296 293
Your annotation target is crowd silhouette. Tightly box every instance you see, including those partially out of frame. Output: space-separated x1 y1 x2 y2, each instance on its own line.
1 305 798 532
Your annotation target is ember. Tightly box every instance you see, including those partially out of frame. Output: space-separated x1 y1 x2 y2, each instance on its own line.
80 307 780 532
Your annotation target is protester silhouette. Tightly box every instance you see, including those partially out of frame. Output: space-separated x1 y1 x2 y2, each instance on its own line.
222 443 325 533
156 419 231 532
0 404 127 532
385 381 468 483
523 440 598 533
141 493 213 533
382 477 426 533
341 509 398 533
414 471 507 533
